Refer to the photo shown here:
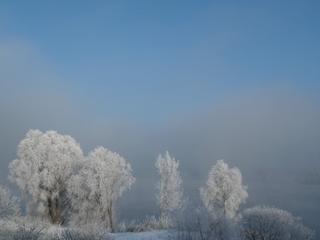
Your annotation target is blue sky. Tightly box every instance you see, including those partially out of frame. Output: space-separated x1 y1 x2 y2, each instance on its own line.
1 1 320 123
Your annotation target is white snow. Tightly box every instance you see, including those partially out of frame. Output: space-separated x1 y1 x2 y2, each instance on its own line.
104 231 172 240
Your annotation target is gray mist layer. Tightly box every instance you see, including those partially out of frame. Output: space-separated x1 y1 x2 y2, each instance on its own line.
1 41 320 233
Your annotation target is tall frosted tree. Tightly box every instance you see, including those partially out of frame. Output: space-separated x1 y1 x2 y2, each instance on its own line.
69 146 135 231
155 151 184 226
200 160 248 219
9 129 83 224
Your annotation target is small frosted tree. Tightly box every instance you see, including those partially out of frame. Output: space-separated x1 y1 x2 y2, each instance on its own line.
200 160 248 219
9 129 84 224
240 206 314 240
0 185 20 219
69 146 135 231
155 151 184 226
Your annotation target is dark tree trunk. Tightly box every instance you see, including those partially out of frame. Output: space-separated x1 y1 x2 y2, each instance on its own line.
108 201 114 232
47 191 66 225
47 196 61 224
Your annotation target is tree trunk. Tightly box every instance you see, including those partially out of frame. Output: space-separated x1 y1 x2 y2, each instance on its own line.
108 201 114 232
47 195 63 225
47 197 54 223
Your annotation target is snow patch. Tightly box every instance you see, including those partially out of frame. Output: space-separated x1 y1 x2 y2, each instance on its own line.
104 231 172 240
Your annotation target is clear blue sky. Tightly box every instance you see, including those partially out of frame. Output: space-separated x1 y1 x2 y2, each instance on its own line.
1 0 320 122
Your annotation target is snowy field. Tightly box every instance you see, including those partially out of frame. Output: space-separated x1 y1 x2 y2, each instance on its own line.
104 231 172 240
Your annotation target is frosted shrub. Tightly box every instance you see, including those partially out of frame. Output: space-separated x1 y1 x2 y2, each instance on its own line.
118 216 164 232
42 225 105 240
240 206 314 240
0 217 48 240
11 226 43 240
134 216 164 232
175 206 238 240
0 185 20 219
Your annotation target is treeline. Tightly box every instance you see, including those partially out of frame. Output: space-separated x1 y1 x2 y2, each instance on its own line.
0 129 315 240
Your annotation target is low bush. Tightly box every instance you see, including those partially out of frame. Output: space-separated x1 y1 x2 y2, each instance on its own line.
118 216 166 232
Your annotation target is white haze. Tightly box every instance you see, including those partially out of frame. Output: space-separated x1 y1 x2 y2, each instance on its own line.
0 40 320 233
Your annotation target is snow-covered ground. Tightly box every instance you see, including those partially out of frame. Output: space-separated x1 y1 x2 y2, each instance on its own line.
104 231 172 240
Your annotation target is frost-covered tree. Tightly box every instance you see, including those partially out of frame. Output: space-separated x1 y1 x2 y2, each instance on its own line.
69 146 135 231
240 206 314 240
155 151 184 226
9 129 83 224
0 185 20 219
200 160 247 219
